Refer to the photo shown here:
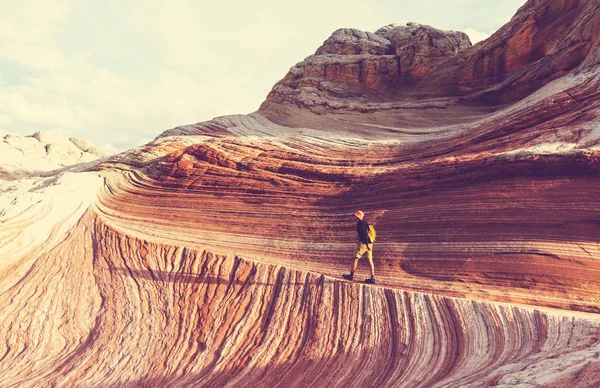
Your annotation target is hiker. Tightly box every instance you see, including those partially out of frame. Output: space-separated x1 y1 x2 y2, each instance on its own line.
343 210 376 284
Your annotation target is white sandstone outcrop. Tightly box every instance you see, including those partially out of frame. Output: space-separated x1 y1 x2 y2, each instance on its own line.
0 130 109 180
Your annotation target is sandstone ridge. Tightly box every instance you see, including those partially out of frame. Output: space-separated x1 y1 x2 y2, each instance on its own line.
1 0 600 386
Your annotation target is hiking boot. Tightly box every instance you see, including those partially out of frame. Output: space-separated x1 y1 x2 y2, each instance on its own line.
342 273 354 281
364 277 376 284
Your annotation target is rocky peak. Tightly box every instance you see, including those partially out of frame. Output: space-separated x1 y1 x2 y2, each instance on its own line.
315 28 392 56
261 0 600 115
264 22 470 112
375 22 471 79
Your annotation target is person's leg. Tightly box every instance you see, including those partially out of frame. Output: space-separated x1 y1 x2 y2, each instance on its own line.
367 257 375 277
365 244 376 283
367 244 374 274
343 242 364 280
351 242 365 273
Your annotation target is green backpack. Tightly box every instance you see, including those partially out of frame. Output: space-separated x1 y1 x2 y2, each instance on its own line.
367 224 376 243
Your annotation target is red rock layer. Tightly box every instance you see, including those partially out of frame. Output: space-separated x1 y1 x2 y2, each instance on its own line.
95 126 600 313
90 59 600 315
1 211 599 386
1 0 600 386
426 0 600 104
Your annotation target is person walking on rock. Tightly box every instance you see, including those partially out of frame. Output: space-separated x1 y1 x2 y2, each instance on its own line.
343 210 376 284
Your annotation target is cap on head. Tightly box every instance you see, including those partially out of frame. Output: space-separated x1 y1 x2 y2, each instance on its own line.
354 210 364 220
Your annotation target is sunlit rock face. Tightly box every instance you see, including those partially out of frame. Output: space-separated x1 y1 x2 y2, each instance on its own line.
2 0 600 386
265 23 471 113
262 0 600 116
0 131 107 291
0 130 108 180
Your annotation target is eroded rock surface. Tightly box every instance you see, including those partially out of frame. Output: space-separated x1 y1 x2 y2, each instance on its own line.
376 22 471 79
262 0 600 117
0 131 107 296
265 22 470 113
0 130 108 180
1 0 600 386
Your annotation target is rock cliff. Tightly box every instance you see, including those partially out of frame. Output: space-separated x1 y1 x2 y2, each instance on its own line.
262 0 600 117
1 0 600 386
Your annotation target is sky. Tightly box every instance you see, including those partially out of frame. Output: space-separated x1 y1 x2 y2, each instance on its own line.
0 0 527 154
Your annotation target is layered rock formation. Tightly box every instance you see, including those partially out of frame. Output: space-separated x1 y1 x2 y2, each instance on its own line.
1 0 600 386
262 0 600 117
0 131 107 296
264 23 471 113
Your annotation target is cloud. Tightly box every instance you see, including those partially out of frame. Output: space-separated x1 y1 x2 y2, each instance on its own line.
463 29 493 44
0 0 71 70
0 60 224 151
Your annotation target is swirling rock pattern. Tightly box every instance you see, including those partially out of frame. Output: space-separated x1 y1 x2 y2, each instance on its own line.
1 211 600 387
2 0 600 386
